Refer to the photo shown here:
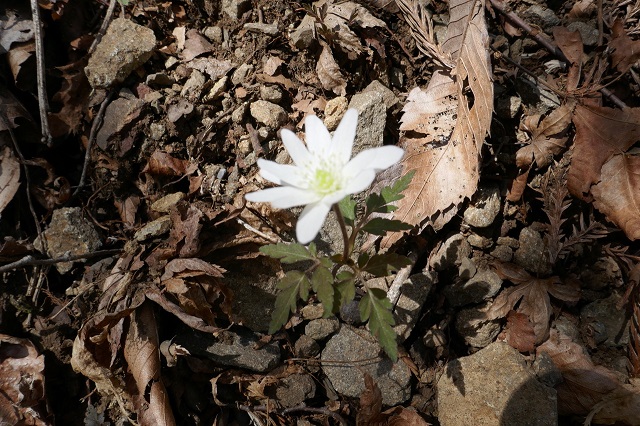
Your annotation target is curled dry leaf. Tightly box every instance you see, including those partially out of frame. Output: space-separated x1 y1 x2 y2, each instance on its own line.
48 59 91 137
591 153 640 241
0 145 20 216
316 44 347 96
143 150 194 177
488 262 580 344
568 104 640 200
609 19 640 74
500 310 536 353
553 27 583 91
0 334 49 426
515 101 575 169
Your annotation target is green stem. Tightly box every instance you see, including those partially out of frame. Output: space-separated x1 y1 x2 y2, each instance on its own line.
332 204 351 265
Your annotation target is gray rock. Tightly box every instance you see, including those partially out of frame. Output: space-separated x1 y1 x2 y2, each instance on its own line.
324 96 349 131
222 0 250 20
146 72 175 87
580 293 629 348
491 245 514 262
430 234 472 271
305 318 340 341
231 63 254 86
349 90 387 152
567 21 599 46
467 233 492 249
134 216 172 242
301 304 324 320
289 15 317 49
203 76 228 102
458 257 477 279
96 97 145 150
250 100 288 128
438 342 557 426
363 80 398 109
321 326 411 405
260 85 283 103
275 374 316 408
148 122 166 141
455 302 501 348
180 69 206 100
445 269 503 307
463 185 501 228
203 26 223 43
294 335 320 357
244 22 279 36
523 5 561 31
514 227 551 275
85 18 156 89
35 207 102 274
533 351 563 388
174 327 280 372
151 193 185 212
231 103 248 124
495 95 522 119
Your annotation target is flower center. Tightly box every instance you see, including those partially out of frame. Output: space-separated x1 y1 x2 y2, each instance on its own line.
307 156 343 195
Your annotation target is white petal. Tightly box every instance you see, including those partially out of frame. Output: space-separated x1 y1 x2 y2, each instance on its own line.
296 202 331 244
331 108 358 164
304 115 332 155
257 159 306 187
245 186 320 208
323 190 350 206
280 129 310 166
343 169 376 195
344 146 404 176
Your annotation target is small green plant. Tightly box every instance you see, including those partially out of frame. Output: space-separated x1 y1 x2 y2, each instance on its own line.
246 109 413 360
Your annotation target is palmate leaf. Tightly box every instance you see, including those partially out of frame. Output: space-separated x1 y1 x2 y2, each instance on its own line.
338 196 357 227
269 271 310 334
311 266 334 317
359 288 397 361
361 218 413 236
365 170 415 215
335 270 356 307
260 242 316 263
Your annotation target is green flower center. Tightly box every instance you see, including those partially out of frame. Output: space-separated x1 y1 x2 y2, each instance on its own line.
307 155 343 196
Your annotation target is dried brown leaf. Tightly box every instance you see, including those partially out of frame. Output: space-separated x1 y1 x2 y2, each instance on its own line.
124 302 176 426
356 373 383 425
591 153 640 240
568 104 640 200
181 29 213 61
143 150 192 176
501 311 536 353
587 380 640 425
316 44 347 96
553 27 583 91
48 59 91 137
609 19 640 74
515 101 575 169
488 263 580 343
0 146 20 216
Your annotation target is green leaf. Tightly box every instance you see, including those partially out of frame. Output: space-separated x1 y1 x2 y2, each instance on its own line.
365 171 415 215
311 266 334 317
338 196 357 227
269 271 310 334
260 243 314 263
361 253 412 277
335 275 356 307
361 218 413 236
359 288 397 361
357 252 370 269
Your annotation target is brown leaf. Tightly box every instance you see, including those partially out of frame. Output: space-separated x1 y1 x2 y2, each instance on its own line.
0 146 20 216
114 195 140 229
0 85 32 131
0 9 34 53
587 380 640 425
181 29 213 61
143 150 191 176
591 153 640 240
0 334 49 425
356 373 383 425
515 101 575 169
501 311 536 353
568 104 640 200
380 0 492 248
609 19 640 74
553 27 583 91
48 59 91 137
316 44 347 96
488 263 580 343
537 329 621 416
124 302 176 426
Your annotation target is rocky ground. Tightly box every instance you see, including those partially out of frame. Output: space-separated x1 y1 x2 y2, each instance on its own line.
1 0 640 425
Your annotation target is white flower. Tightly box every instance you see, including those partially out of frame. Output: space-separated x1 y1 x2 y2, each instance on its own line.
245 108 404 244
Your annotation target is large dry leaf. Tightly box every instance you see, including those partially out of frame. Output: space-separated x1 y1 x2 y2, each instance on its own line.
0 334 49 425
568 104 640 200
609 19 640 74
500 310 536 353
553 27 583 91
516 101 575 169
487 262 580 343
381 0 492 247
591 153 640 240
124 302 176 426
316 44 347 96
0 145 20 216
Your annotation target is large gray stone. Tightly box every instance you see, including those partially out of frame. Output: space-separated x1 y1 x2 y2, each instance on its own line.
445 269 503 307
463 185 501 228
349 90 387 152
438 342 557 425
321 325 411 406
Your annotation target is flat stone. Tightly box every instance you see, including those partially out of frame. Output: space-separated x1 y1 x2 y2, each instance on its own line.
203 76 228 102
244 22 279 36
567 21 599 46
250 100 288 128
35 207 102 274
150 193 185 213
363 80 398 109
85 18 156 89
438 342 557 426
445 269 503 307
275 374 316 408
231 63 254 86
305 318 340 341
455 303 501 348
522 5 561 31
349 90 386 152
289 15 317 49
463 185 501 228
324 96 349 131
134 216 172 241
430 234 472 271
321 325 411 406
96 97 145 150
259 85 283 103
180 69 206 100
294 335 320 357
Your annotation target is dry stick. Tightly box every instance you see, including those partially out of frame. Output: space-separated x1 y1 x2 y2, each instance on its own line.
74 90 115 197
29 0 52 147
89 0 118 55
487 0 627 109
0 249 123 274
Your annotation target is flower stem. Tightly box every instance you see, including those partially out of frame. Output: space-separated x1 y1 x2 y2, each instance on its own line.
332 204 351 264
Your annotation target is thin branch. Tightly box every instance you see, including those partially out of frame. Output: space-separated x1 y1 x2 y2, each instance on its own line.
0 249 123 273
30 0 52 146
89 0 118 55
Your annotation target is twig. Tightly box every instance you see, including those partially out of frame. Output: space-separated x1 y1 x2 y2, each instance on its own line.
487 0 627 109
236 218 279 243
89 0 118 55
74 90 115 197
282 404 348 426
0 249 123 273
387 251 418 307
29 0 52 146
